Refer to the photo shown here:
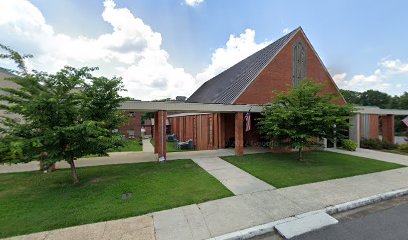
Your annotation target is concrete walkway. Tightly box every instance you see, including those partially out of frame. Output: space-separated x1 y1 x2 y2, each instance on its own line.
326 148 408 166
192 157 274 195
153 167 408 240
0 152 157 174
7 147 408 239
6 164 408 240
167 147 269 160
6 215 155 240
143 138 154 153
0 148 268 174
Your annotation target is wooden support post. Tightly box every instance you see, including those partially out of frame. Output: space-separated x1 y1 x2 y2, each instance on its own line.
235 112 244 156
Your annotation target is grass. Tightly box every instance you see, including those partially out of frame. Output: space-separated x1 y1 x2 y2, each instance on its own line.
112 140 143 152
81 140 143 158
0 160 232 238
222 151 404 188
150 138 194 152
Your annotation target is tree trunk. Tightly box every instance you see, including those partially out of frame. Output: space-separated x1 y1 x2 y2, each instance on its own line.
298 147 304 161
67 157 79 184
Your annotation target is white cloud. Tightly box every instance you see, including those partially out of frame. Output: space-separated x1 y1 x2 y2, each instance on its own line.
0 0 272 100
0 0 197 100
333 58 408 93
379 59 408 74
282 28 290 34
185 0 204 7
196 29 271 85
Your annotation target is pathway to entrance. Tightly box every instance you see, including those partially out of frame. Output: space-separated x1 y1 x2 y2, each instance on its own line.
142 138 154 152
326 148 408 166
0 147 267 174
7 148 408 240
192 156 274 195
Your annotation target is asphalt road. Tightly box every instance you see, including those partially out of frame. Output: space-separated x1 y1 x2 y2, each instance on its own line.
253 196 408 240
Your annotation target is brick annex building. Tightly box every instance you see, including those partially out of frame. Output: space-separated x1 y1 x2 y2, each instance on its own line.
167 27 346 150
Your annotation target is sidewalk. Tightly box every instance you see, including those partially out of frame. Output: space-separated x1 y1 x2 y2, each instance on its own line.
9 166 408 240
192 157 274 195
143 138 154 153
153 167 408 239
326 148 408 166
5 148 408 240
0 147 266 174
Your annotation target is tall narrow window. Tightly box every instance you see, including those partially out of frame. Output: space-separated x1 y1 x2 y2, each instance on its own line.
292 39 306 87
208 116 213 146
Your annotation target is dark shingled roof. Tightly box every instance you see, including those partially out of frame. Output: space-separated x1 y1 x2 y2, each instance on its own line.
187 27 301 104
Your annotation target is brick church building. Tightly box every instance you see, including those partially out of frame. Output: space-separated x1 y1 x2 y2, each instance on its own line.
168 27 345 150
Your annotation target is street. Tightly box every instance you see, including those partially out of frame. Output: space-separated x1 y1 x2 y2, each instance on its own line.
253 196 408 240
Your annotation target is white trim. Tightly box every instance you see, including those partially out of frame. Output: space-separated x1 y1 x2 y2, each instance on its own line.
355 106 408 115
168 112 211 118
119 101 263 113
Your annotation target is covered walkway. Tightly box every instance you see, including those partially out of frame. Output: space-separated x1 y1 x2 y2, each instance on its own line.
119 101 263 161
349 106 408 147
120 101 408 161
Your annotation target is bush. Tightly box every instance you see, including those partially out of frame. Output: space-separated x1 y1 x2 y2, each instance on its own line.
361 138 382 150
400 144 408 153
342 139 357 151
380 140 398 150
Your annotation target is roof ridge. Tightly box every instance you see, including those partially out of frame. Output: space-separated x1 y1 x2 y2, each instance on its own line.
229 27 301 103
187 27 302 104
215 28 300 103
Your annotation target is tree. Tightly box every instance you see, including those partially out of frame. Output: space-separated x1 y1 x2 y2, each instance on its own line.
398 92 408 109
359 90 391 109
0 46 125 184
258 80 354 160
340 89 361 105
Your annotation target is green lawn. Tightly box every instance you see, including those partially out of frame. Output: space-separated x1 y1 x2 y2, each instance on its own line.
150 138 194 152
82 140 143 158
112 140 143 152
222 151 404 188
0 160 232 238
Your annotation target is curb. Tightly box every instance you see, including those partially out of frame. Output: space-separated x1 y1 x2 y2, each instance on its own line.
325 187 408 215
209 187 408 240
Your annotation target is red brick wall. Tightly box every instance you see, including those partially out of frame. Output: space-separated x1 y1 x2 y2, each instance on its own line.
369 115 379 139
234 31 345 105
169 113 224 150
168 112 263 150
118 111 142 139
360 114 379 140
382 115 395 142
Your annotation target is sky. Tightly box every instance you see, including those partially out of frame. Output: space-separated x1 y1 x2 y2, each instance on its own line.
1 0 408 100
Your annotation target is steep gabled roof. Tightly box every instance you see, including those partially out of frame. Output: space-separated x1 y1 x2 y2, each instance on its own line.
187 27 301 104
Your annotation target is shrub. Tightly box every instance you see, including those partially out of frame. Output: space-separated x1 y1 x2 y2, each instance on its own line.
342 139 357 151
380 140 398 150
400 144 408 153
361 138 382 150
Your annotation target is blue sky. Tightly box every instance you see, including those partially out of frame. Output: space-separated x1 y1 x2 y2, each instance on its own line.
1 0 408 99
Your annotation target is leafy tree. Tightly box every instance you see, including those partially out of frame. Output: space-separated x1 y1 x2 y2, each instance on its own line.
340 89 361 105
398 92 408 109
258 80 354 160
387 95 400 109
0 46 125 184
359 90 391 109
